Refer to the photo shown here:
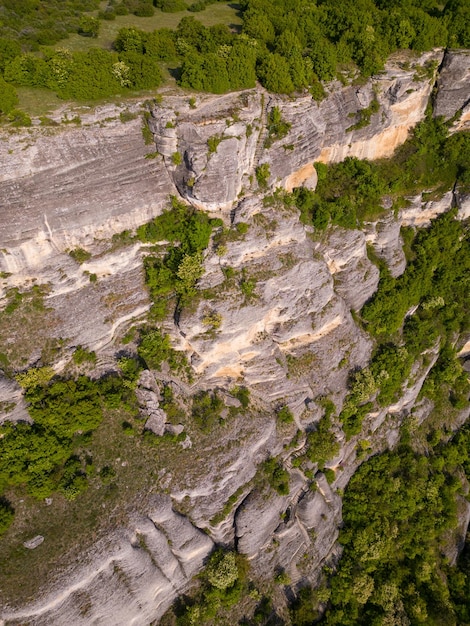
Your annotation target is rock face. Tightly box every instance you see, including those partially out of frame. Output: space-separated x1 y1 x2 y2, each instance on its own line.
434 49 470 124
0 49 469 626
148 50 444 212
4 498 213 626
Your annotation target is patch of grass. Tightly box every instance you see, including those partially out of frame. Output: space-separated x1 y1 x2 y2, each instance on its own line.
0 286 57 373
286 352 317 379
15 87 67 118
54 2 242 53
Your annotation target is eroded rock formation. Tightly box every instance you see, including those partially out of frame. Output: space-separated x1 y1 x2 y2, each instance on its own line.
0 49 469 626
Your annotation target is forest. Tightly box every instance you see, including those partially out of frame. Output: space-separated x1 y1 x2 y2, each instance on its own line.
0 0 470 114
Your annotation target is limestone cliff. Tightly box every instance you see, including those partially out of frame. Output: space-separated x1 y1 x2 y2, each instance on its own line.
0 49 469 626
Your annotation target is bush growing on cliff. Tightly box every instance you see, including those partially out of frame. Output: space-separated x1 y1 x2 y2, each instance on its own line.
263 457 290 495
306 415 340 467
191 390 223 431
139 197 221 318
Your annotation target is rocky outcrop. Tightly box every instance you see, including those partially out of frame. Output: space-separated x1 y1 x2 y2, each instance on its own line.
433 49 470 126
0 49 469 626
3 497 213 626
148 51 444 212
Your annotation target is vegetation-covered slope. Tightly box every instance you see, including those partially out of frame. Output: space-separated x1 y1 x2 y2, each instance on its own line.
0 0 469 116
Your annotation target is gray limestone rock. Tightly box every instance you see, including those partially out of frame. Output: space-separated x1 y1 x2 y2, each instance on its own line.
1 48 470 626
365 214 407 278
434 50 470 121
235 488 293 559
23 535 45 550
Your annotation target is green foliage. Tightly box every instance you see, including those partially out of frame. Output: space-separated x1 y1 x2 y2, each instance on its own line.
172 549 248 624
171 151 182 165
306 415 340 467
207 134 223 154
16 366 55 389
7 109 32 127
0 0 101 49
263 457 290 495
191 390 223 432
231 385 250 409
0 372 105 508
78 15 100 38
294 121 470 235
323 435 470 625
72 346 97 366
362 211 470 338
68 247 91 264
206 550 238 590
255 163 270 189
2 39 162 102
346 98 379 132
0 0 466 105
257 53 294 94
0 497 14 536
0 75 18 114
277 405 294 424
239 270 257 302
137 328 171 370
139 196 217 317
202 309 222 331
265 106 291 148
290 586 319 625
177 22 256 93
155 0 186 12
141 123 154 145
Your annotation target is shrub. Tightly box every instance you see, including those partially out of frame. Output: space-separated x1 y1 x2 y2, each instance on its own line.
78 16 100 38
0 498 14 536
137 329 171 370
72 346 97 365
232 385 250 409
171 151 182 165
155 0 186 11
265 106 291 148
277 405 294 424
306 415 340 466
255 163 270 189
0 76 18 114
207 134 223 154
191 390 223 432
263 457 290 495
68 248 91 264
206 550 239 590
8 109 31 127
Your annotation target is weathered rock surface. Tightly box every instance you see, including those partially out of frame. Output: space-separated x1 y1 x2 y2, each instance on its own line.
4 498 213 626
0 49 469 626
434 49 470 123
148 51 445 213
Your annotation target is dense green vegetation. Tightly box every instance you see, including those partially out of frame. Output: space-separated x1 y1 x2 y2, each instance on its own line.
138 195 222 318
0 0 468 109
0 373 102 511
294 117 470 231
338 209 470 437
322 428 470 625
170 549 250 624
290 117 470 441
